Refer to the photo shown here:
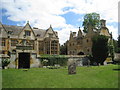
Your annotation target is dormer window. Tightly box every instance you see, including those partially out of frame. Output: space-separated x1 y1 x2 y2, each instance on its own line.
25 31 31 36
49 33 53 38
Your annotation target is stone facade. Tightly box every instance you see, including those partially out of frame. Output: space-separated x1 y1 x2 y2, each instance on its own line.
0 22 59 68
67 19 112 55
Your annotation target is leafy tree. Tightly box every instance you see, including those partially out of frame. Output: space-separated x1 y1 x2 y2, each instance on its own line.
113 39 118 53
82 12 100 33
118 35 120 47
92 35 109 65
108 39 114 61
118 35 120 53
2 58 10 69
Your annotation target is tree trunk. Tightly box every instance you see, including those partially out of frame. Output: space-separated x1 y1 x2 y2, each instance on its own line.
2 66 5 69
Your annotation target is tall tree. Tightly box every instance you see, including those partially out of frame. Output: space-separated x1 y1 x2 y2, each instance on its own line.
82 12 100 33
113 39 118 53
118 35 120 53
92 35 109 65
109 39 114 61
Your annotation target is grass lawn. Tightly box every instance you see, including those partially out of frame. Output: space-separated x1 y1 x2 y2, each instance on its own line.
0 69 2 89
2 64 119 88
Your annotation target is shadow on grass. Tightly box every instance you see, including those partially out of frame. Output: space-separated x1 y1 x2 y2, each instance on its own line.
112 69 120 71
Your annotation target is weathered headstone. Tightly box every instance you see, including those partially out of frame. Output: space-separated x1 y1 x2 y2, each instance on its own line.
68 62 76 74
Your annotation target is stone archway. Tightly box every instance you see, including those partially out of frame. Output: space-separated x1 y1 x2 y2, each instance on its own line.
77 52 84 55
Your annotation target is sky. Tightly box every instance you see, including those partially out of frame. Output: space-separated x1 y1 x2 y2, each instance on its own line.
0 0 119 45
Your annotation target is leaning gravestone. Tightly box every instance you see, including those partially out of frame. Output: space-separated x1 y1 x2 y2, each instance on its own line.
68 62 76 74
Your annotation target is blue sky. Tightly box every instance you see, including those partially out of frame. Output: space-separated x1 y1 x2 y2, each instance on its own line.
0 0 119 44
1 8 84 28
61 12 84 27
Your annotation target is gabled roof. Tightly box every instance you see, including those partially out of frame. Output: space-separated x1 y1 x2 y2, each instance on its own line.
2 24 23 35
44 25 58 38
18 22 36 37
0 22 8 33
33 28 46 38
1 23 58 39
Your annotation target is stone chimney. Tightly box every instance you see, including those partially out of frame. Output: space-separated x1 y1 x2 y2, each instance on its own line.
73 32 76 37
100 19 106 27
78 27 82 36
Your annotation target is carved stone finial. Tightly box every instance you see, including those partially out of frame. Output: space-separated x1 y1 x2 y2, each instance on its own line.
50 24 52 28
27 21 29 23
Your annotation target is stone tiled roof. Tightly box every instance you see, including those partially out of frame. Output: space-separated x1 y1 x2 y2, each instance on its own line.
3 24 23 35
2 24 48 38
33 28 46 38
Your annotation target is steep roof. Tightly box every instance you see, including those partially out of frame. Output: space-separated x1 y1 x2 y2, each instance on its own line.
44 25 58 38
3 24 23 35
1 24 50 38
33 28 46 38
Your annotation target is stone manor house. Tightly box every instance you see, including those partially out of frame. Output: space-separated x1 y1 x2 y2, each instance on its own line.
67 19 112 55
0 22 59 68
0 19 112 68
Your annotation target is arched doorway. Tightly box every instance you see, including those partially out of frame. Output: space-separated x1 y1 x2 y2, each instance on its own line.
77 52 84 55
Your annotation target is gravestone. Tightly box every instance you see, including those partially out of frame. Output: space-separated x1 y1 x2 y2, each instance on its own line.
68 62 76 74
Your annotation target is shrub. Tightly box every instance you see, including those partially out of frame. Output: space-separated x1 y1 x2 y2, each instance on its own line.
42 59 48 66
40 55 68 66
2 58 10 69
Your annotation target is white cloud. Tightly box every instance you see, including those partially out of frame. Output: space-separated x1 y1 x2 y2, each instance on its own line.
57 25 79 44
1 0 119 45
107 25 118 40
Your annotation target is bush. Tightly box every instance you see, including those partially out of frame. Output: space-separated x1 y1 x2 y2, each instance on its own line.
42 59 48 66
2 58 10 69
47 66 60 69
40 55 68 66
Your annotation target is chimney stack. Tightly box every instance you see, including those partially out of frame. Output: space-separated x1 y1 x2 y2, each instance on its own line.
73 32 76 37
100 19 106 27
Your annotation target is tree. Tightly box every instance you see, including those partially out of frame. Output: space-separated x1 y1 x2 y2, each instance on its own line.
118 35 120 47
92 35 109 65
82 12 100 33
118 35 120 53
108 39 114 61
113 39 118 53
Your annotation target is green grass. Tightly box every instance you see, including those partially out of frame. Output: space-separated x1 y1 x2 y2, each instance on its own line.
2 65 119 88
0 69 2 89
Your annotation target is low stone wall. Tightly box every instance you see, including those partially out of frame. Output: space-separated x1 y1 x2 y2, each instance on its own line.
68 56 90 66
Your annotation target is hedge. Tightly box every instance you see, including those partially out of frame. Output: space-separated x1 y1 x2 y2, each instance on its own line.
40 55 68 66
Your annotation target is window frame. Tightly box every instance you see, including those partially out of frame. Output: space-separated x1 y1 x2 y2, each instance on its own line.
25 30 31 36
